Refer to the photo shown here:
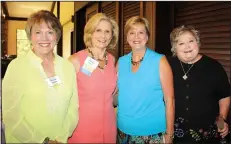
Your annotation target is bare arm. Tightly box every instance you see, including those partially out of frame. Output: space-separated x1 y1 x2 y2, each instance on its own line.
218 96 230 138
215 61 231 138
112 60 119 107
219 97 230 120
68 54 80 73
159 56 175 142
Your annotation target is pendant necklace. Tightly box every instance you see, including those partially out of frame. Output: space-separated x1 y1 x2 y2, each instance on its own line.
180 60 194 80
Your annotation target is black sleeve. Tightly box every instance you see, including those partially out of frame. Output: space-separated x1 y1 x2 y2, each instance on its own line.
214 60 230 100
166 55 174 68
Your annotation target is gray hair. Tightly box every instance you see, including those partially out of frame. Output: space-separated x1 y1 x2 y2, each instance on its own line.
170 25 200 56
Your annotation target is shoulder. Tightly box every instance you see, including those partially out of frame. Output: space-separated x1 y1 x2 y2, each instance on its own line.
203 55 220 64
8 55 27 69
107 52 118 66
68 50 88 72
165 55 175 62
146 48 164 63
146 48 163 58
164 55 178 67
3 55 28 80
202 55 226 72
68 53 79 64
68 50 86 65
107 52 115 60
118 52 130 62
69 49 87 62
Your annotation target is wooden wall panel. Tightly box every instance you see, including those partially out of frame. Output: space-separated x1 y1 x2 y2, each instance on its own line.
144 2 156 50
122 2 141 55
101 2 119 60
102 2 116 20
86 3 98 21
1 16 8 57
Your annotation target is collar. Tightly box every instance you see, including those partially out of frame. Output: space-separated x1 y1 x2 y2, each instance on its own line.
27 49 60 64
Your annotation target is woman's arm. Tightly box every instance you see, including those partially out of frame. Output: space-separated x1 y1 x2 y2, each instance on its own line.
68 54 80 73
218 97 230 138
215 61 230 138
219 97 230 121
2 60 45 143
159 56 175 143
112 86 118 107
112 61 119 107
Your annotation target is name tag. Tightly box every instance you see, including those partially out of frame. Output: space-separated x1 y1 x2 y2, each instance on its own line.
45 76 61 87
80 56 99 76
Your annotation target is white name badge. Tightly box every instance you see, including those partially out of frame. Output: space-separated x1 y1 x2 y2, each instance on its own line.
45 76 61 87
80 56 99 76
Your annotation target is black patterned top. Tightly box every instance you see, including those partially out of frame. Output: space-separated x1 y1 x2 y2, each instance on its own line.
167 55 230 143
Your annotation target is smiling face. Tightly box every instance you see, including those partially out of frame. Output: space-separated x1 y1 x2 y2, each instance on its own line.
31 22 57 57
127 23 148 51
175 31 200 63
91 20 112 50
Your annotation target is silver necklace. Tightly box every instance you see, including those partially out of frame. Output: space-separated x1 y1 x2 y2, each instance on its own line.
180 61 194 80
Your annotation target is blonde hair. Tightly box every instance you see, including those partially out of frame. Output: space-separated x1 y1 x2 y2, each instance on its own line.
25 10 62 42
124 16 150 37
84 13 119 49
170 25 200 56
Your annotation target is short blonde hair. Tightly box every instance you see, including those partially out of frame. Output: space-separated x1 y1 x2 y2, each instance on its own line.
84 13 119 49
25 10 62 42
170 25 200 56
124 16 150 37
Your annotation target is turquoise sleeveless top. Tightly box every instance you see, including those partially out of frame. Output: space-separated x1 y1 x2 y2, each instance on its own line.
117 48 166 136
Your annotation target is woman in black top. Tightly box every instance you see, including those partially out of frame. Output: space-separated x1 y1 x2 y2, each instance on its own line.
167 25 230 143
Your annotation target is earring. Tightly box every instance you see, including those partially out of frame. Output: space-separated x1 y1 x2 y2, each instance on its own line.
173 52 177 56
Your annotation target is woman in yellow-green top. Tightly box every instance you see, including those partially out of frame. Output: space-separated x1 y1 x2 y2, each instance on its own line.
2 10 79 143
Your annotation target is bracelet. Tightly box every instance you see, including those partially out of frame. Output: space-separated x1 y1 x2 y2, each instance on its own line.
165 132 174 139
43 137 50 144
217 115 227 123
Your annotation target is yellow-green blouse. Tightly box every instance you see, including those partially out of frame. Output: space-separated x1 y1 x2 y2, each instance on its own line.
2 50 79 143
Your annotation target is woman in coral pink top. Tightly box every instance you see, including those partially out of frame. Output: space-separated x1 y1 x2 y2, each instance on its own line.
68 13 118 143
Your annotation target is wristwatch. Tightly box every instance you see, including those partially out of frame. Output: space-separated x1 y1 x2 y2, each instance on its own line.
43 137 50 144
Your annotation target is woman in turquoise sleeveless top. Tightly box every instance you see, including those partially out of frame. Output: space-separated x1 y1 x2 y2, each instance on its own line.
116 16 175 144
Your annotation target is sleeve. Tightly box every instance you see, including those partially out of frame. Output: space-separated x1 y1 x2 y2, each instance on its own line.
55 65 79 143
2 59 45 143
214 60 230 100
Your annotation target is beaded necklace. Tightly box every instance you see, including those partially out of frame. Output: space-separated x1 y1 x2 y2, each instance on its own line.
88 48 108 69
131 49 146 66
131 56 144 66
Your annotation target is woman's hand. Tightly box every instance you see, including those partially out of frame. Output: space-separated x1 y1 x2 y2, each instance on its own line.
217 121 229 138
48 140 61 143
163 133 174 144
216 115 229 138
